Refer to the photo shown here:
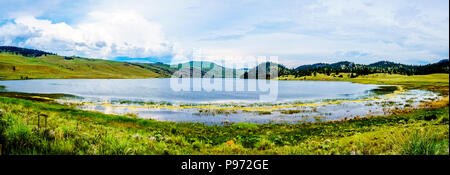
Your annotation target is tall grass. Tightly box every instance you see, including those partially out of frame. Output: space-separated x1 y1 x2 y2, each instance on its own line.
402 130 449 155
0 96 448 155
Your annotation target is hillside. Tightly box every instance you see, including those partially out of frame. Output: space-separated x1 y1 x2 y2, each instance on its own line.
0 47 247 80
0 46 56 57
171 61 245 78
131 62 176 77
244 59 449 79
295 61 356 70
241 62 290 79
1 46 448 80
295 60 448 76
0 51 171 80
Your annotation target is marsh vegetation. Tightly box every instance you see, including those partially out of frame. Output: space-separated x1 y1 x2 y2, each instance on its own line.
0 96 448 155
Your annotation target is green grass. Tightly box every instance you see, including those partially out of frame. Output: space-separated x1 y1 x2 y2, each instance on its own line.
0 53 170 80
0 96 448 155
401 130 449 155
278 73 449 95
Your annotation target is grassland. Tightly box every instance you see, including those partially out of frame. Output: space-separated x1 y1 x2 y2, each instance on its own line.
0 53 169 80
278 73 449 95
0 95 448 155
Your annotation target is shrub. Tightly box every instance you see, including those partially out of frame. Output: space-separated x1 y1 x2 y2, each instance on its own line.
238 135 261 148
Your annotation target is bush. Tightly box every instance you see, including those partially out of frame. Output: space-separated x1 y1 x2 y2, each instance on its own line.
256 138 275 150
239 135 261 148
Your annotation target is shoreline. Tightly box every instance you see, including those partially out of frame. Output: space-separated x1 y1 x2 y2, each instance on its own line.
1 74 448 125
0 83 445 125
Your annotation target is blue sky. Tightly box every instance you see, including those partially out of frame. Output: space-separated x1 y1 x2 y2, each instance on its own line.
0 0 448 67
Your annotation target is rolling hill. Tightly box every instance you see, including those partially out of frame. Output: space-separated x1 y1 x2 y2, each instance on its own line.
1 46 448 80
171 61 245 78
0 46 245 80
244 59 449 79
0 46 171 80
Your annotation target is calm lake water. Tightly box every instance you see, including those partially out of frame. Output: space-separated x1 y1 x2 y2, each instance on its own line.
0 78 381 103
0 78 440 124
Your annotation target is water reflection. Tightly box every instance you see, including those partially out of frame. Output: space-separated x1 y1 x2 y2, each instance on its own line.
0 79 440 125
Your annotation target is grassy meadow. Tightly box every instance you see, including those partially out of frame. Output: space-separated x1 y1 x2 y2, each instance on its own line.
0 53 169 80
278 73 449 95
0 96 448 155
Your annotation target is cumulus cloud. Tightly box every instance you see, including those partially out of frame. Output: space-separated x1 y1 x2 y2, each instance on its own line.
0 11 177 59
1 0 448 65
185 0 449 66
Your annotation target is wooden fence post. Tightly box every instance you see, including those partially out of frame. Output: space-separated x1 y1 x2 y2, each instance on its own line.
38 113 48 129
37 114 40 129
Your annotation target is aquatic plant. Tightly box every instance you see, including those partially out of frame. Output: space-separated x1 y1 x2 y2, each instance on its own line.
280 110 301 114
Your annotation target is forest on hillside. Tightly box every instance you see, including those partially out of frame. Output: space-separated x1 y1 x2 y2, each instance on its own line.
0 46 56 57
1 46 448 79
244 59 449 79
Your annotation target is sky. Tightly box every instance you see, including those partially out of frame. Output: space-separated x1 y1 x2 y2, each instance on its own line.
0 0 448 67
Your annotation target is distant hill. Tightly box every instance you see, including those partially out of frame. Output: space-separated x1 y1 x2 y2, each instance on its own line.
415 59 449 74
171 61 245 78
244 59 449 79
0 46 448 80
131 61 247 78
368 61 404 67
0 46 246 80
295 61 357 70
292 60 447 77
294 63 329 70
131 62 175 77
0 47 171 80
240 62 290 79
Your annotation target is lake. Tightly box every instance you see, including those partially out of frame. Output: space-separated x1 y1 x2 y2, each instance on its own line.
0 78 382 103
0 78 440 124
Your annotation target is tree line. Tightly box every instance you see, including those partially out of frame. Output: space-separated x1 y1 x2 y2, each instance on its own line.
2 46 448 78
246 60 449 79
0 46 56 57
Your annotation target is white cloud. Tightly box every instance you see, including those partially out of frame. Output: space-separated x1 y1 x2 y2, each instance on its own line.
182 0 449 65
0 0 448 65
0 10 178 59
